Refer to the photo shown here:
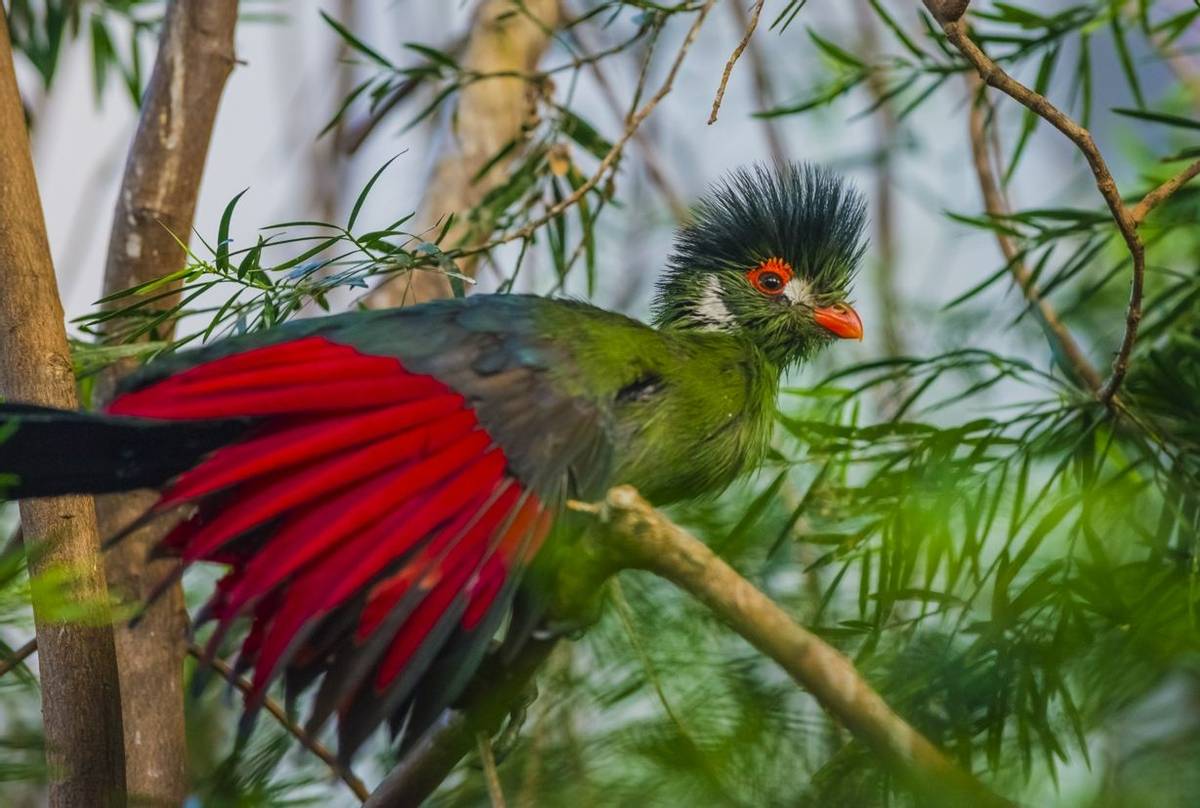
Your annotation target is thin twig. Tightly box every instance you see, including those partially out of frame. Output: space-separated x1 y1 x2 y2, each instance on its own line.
571 21 689 219
857 0 906 365
354 0 716 312
0 637 36 679
708 0 765 125
1130 158 1200 226
925 2 1142 403
477 732 509 808
727 0 788 164
188 643 370 803
965 74 1104 393
500 1 715 244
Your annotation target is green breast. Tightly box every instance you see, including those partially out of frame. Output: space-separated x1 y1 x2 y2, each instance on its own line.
537 303 779 505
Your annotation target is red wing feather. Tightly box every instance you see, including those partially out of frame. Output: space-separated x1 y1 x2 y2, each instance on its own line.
109 336 556 746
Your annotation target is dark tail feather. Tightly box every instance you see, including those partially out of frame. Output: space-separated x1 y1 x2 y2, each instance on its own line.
0 402 251 499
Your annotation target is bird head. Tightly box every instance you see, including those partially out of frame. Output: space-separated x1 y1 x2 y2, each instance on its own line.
653 163 867 367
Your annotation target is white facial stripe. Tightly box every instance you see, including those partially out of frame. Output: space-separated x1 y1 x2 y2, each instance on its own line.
694 274 734 331
782 276 813 307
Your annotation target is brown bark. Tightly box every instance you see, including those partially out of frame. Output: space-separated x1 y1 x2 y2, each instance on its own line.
94 1 239 803
367 0 560 307
0 14 127 807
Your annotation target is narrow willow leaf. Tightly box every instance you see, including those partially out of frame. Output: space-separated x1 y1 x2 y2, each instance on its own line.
1005 45 1059 184
348 154 403 232
215 189 249 274
1112 106 1200 131
1109 17 1145 108
320 10 393 68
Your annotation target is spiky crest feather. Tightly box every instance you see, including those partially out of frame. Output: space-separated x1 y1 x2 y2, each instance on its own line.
653 163 867 365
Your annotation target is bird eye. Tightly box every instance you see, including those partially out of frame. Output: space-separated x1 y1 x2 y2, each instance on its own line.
758 272 784 292
747 258 793 296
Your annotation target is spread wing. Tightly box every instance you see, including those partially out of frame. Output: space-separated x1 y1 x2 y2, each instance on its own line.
110 297 614 757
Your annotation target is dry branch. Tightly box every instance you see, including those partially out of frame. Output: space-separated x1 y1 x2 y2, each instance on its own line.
708 0 765 125
0 14 126 806
965 74 1104 393
367 0 561 307
1131 158 1200 226
728 0 788 165
924 3 1143 403
191 644 370 803
927 0 1200 404
94 2 240 802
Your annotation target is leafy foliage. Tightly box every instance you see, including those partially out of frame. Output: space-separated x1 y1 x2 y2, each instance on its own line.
5 1 1200 806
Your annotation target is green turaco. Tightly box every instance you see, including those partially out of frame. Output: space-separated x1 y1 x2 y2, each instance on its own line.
0 162 867 757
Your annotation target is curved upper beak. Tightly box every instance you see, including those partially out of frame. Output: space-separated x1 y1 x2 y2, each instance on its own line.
812 303 863 341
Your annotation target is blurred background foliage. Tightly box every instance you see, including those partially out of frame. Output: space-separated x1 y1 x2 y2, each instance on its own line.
4 0 1200 805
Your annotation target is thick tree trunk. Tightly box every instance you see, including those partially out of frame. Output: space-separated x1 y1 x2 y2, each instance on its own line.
0 14 127 808
94 2 240 803
367 0 560 307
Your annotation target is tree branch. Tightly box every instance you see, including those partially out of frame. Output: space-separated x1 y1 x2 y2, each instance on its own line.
924 1 1143 404
0 14 126 807
0 638 37 679
364 1 716 309
965 73 1104 394
94 2 240 802
728 0 788 165
189 644 370 803
572 487 1015 808
1130 158 1200 227
708 0 764 125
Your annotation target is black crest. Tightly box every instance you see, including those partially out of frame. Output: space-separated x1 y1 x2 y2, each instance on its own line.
666 162 868 293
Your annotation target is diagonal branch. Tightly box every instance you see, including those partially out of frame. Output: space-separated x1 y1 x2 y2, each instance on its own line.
1131 158 1200 226
190 644 370 803
965 73 1104 393
708 0 765 125
572 487 1015 808
924 1 1143 404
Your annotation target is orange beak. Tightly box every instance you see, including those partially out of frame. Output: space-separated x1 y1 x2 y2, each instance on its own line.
812 303 863 341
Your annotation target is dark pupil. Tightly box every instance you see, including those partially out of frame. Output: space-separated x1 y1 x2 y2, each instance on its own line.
760 272 783 291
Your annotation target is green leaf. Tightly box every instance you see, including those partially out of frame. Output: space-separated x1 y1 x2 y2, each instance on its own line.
1112 106 1200 131
215 189 249 274
1005 45 1059 184
403 42 460 70
807 29 864 69
559 108 615 162
348 154 403 232
320 10 393 68
867 0 926 61
1109 17 1145 109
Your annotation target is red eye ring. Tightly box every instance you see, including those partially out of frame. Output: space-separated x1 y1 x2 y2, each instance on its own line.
747 257 793 296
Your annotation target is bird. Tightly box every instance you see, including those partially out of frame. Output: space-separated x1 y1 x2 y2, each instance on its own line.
0 163 866 759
